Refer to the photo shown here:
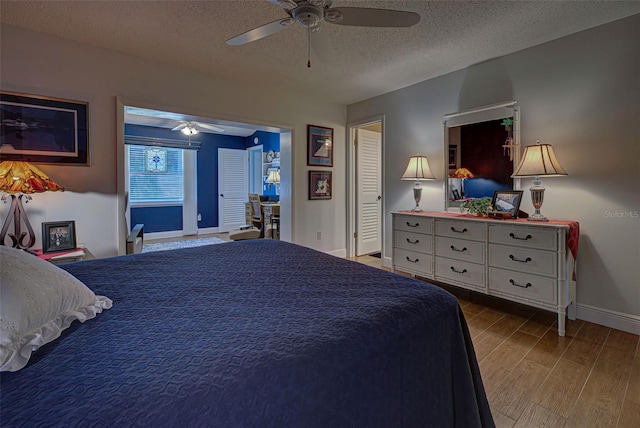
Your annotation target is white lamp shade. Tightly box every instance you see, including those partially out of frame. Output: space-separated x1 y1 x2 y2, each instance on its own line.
401 155 435 181
265 170 280 184
512 143 568 177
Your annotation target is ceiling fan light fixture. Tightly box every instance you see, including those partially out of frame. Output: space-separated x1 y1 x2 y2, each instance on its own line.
280 17 295 27
308 0 326 8
181 125 199 136
293 5 322 27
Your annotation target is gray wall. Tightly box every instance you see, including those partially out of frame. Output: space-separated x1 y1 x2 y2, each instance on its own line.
348 15 640 324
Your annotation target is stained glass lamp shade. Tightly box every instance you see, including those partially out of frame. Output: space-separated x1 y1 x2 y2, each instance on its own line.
0 161 64 249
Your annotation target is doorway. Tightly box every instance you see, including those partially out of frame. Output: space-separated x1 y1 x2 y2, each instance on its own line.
347 118 384 259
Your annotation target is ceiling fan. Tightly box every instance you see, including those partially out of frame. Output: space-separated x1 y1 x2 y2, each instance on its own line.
172 121 224 136
227 0 420 67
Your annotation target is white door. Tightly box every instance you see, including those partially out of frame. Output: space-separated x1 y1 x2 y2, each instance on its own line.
248 145 263 194
356 128 382 256
218 148 248 233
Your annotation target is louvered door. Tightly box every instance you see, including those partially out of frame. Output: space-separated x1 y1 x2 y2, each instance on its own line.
356 128 382 256
218 148 248 233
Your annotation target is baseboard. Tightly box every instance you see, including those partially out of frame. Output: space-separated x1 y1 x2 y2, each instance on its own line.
198 227 220 235
576 303 640 335
327 248 347 258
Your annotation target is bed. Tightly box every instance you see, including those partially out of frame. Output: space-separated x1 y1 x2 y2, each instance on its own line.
1 240 493 427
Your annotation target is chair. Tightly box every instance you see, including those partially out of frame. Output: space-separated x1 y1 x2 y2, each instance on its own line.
126 223 144 254
249 193 264 236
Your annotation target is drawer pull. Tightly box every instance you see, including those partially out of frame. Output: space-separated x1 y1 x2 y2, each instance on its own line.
450 245 467 252
406 222 420 228
450 226 468 234
509 279 532 288
509 233 532 241
450 266 468 274
406 238 420 244
509 255 532 263
406 256 419 263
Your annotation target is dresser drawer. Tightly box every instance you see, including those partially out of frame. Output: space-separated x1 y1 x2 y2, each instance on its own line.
489 268 556 305
435 256 485 288
394 249 433 275
436 219 485 241
489 224 557 251
436 236 484 264
395 230 432 254
394 215 433 234
489 244 557 277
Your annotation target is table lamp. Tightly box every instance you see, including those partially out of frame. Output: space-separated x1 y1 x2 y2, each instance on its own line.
265 169 280 194
401 155 435 211
0 161 64 249
511 141 567 221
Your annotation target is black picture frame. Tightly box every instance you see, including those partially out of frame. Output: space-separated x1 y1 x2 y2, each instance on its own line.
490 190 523 219
0 91 89 165
452 189 461 200
307 124 333 167
42 220 77 253
448 144 458 170
309 170 332 200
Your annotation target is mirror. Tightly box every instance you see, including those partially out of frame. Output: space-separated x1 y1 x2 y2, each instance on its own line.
443 101 521 211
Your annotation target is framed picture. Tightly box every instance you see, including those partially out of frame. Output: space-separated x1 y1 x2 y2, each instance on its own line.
448 145 458 170
308 170 332 200
451 189 461 200
42 220 77 253
307 124 333 167
490 190 523 219
0 91 89 165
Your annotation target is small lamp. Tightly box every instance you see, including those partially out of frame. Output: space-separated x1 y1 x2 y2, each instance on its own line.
0 161 64 249
265 169 280 194
181 124 199 136
401 155 435 212
451 167 474 198
511 141 567 221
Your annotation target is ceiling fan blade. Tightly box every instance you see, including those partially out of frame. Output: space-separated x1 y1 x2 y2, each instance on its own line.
171 123 187 131
330 7 420 28
197 123 225 133
226 18 295 46
310 29 335 63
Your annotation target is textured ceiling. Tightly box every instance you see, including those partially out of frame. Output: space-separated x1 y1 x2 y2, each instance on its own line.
2 1 639 106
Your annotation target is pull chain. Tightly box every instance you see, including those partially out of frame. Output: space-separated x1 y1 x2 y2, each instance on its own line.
307 25 311 68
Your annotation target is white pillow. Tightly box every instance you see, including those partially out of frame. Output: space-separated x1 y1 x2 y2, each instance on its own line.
0 246 112 372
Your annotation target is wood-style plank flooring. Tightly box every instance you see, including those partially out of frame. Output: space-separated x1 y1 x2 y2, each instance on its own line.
350 254 640 428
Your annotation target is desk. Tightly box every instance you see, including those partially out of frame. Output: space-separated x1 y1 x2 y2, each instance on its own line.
261 203 280 239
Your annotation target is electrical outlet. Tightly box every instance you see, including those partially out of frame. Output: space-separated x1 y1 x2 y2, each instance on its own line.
316 231 321 240
197 213 202 221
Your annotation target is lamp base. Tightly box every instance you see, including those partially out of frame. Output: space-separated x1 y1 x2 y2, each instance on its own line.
412 184 423 212
527 180 548 221
527 213 549 222
0 193 36 249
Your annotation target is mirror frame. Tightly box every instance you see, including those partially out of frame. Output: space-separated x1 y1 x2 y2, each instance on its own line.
443 101 521 211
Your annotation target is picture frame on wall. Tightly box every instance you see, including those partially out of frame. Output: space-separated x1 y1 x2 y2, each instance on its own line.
42 220 77 253
307 124 333 167
0 91 89 165
308 170 332 200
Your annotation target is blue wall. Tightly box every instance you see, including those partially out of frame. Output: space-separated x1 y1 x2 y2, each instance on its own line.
127 124 279 233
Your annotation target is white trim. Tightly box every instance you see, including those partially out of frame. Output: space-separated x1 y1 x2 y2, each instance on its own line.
144 230 184 241
327 248 347 258
198 227 220 235
576 303 640 335
183 150 198 235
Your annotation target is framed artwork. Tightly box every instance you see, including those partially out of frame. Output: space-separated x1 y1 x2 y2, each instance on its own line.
0 91 89 165
490 190 523 219
448 144 458 170
42 220 77 253
308 170 332 200
307 124 333 167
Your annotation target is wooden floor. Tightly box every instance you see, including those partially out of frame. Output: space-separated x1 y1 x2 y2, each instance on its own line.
350 254 640 428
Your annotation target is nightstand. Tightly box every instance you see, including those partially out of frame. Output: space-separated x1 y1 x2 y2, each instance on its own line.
34 247 86 264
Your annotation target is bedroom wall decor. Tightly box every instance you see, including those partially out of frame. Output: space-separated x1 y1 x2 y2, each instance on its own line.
307 124 333 167
0 91 89 165
489 190 523 219
42 220 76 253
308 170 332 200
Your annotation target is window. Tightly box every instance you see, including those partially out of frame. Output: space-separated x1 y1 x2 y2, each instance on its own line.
128 145 183 205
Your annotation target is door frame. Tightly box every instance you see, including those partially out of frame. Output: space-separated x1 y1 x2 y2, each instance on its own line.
346 115 385 260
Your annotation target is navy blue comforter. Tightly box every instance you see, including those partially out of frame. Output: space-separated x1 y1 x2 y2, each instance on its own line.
1 240 493 427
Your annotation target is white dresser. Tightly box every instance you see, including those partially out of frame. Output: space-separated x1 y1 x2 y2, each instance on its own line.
392 211 578 336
